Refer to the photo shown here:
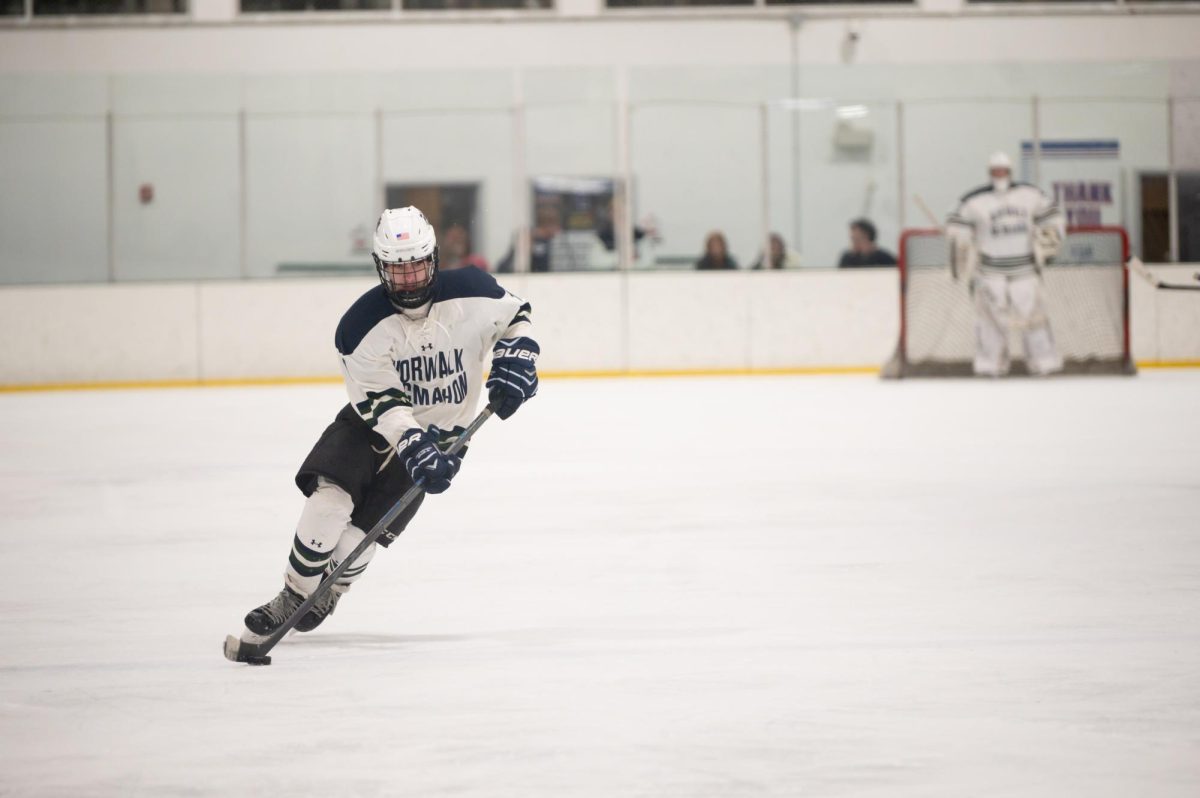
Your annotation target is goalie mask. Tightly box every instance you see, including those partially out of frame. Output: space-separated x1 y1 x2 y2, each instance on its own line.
988 151 1013 193
372 206 439 310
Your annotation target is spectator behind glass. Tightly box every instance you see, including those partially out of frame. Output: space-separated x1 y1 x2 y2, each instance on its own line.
495 199 562 273
838 219 897 267
529 199 563 273
696 231 738 270
440 222 490 272
595 198 661 255
752 233 802 270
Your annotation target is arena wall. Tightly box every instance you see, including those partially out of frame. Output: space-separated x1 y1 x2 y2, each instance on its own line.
3 14 1200 72
2 16 1200 280
1 267 1196 389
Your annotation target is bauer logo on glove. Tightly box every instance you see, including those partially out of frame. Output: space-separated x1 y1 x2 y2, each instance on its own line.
493 345 538 362
487 336 539 420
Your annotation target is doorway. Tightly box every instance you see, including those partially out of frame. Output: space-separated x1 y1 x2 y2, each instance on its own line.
385 183 482 264
1178 172 1200 263
1140 173 1170 263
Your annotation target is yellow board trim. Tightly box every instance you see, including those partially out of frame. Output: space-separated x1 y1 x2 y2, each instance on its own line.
0 375 342 394
1136 360 1200 369
1 361 1197 394
545 365 882 379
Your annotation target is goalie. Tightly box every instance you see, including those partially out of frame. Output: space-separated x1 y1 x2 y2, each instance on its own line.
946 152 1066 376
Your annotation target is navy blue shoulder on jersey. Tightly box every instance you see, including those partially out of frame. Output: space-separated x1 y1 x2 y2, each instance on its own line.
334 270 507 355
431 266 505 304
335 285 396 356
960 181 1043 203
959 184 993 203
1012 181 1046 195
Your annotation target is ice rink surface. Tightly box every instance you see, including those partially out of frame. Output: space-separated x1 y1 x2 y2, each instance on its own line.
1 372 1198 797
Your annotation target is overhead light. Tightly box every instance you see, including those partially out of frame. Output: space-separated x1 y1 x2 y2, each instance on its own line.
779 98 834 112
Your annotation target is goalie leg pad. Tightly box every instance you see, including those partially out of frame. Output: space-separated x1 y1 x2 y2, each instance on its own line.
1010 273 1063 375
973 272 1012 377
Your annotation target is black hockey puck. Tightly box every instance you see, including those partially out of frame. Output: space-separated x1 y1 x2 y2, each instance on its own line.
223 635 272 665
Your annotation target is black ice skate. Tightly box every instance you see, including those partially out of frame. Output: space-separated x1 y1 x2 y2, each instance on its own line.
244 585 305 636
295 586 344 633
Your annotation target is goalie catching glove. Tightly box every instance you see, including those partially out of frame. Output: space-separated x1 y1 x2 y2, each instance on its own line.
397 426 461 494
486 337 539 420
1033 224 1063 272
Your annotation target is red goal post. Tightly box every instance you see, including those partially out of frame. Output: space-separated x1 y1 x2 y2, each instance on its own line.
882 226 1134 378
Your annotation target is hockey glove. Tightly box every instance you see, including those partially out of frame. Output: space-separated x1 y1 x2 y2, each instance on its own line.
397 426 461 495
486 336 539 420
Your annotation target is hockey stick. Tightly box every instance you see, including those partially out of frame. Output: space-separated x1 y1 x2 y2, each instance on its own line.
914 193 970 280
913 193 942 232
223 405 495 666
1128 256 1200 291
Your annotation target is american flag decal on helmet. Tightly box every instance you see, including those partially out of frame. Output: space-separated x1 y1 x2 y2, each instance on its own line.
396 232 410 240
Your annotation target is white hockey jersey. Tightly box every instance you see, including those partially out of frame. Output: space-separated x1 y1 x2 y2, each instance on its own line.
946 182 1064 274
334 268 534 448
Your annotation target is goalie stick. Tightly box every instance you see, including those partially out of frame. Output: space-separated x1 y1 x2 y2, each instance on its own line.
914 193 969 281
223 405 494 666
1127 257 1200 291
913 193 942 232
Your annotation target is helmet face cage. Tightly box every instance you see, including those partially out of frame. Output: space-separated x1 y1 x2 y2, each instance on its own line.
374 248 439 309
371 206 439 309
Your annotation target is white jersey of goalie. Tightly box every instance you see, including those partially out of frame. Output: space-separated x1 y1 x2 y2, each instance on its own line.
946 182 1064 275
334 268 532 448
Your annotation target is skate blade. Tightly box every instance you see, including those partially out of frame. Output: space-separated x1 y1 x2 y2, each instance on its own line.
223 633 272 666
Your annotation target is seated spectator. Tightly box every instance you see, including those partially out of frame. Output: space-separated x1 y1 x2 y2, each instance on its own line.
528 199 562 273
752 233 802 270
495 200 562 273
696 231 737 270
838 219 897 267
595 199 661 255
440 222 490 272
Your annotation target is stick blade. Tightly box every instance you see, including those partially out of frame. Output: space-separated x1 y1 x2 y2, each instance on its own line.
224 633 272 666
1127 256 1158 286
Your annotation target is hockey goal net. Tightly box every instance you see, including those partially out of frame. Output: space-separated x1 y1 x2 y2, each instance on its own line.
882 226 1134 377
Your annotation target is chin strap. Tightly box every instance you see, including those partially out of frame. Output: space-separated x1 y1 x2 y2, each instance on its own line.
395 300 433 319
388 288 434 313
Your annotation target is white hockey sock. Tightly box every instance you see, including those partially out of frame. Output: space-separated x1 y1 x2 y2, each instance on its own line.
285 478 354 597
328 526 376 593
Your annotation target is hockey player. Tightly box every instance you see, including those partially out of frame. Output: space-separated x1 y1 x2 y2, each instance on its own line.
243 206 539 636
946 152 1066 376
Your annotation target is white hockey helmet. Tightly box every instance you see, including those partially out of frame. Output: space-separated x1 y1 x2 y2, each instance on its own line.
988 151 1013 173
372 206 439 309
